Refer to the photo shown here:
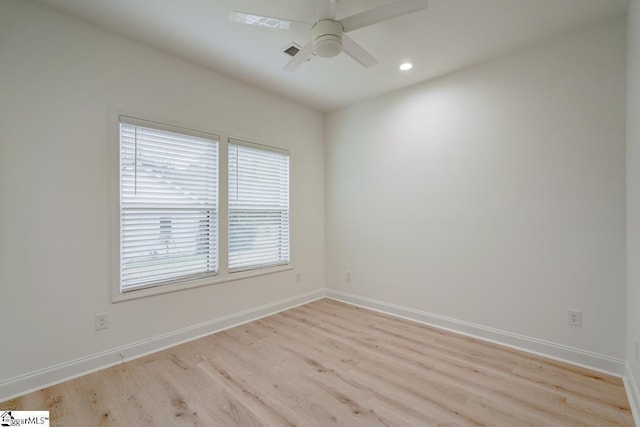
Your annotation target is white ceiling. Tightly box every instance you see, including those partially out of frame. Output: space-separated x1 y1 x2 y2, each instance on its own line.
36 0 628 112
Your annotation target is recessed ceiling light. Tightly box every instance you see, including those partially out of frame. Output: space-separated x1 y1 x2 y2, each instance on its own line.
399 62 413 71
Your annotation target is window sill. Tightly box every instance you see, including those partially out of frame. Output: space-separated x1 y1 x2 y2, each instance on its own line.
112 264 293 303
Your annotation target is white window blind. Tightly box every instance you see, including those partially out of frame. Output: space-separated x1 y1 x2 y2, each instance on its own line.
228 140 290 272
119 118 218 292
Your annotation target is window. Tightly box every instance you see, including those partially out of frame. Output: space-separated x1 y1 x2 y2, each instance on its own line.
119 117 218 292
116 117 291 300
228 140 290 272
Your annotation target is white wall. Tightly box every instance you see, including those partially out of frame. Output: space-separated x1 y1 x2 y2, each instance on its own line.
326 18 626 360
0 0 324 389
627 0 640 392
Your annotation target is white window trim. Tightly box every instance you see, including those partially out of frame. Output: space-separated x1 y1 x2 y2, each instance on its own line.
111 113 293 303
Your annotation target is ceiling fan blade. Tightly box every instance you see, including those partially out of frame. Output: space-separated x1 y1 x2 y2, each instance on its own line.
342 35 378 68
283 42 314 72
229 11 309 30
318 0 337 20
341 0 428 33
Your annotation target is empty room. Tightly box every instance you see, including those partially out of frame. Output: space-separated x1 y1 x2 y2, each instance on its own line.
2 0 640 425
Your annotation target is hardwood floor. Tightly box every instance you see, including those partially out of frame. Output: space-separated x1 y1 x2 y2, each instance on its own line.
2 298 634 426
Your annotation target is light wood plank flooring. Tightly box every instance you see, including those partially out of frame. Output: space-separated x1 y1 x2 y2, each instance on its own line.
2 298 634 426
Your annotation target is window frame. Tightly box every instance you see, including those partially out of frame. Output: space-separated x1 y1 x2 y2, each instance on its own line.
111 113 293 302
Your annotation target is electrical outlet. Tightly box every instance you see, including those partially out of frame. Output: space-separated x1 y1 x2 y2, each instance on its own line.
568 310 581 327
345 271 351 282
296 273 302 283
95 313 109 331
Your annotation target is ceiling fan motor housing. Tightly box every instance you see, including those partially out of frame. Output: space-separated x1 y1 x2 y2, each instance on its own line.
312 19 344 58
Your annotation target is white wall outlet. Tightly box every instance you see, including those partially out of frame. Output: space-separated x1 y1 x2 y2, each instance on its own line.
345 271 351 282
295 273 302 283
95 313 109 331
568 310 581 327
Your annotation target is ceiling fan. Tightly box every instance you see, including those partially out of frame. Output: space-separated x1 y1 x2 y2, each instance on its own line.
229 0 428 71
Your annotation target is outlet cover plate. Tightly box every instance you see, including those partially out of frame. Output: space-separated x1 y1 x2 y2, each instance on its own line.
568 310 582 327
95 313 109 331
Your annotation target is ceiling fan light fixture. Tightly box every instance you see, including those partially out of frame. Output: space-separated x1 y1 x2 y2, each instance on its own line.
314 37 342 57
312 19 344 58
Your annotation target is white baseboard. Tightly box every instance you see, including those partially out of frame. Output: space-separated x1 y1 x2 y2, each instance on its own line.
625 362 640 426
325 289 626 377
0 289 324 402
2 288 631 407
